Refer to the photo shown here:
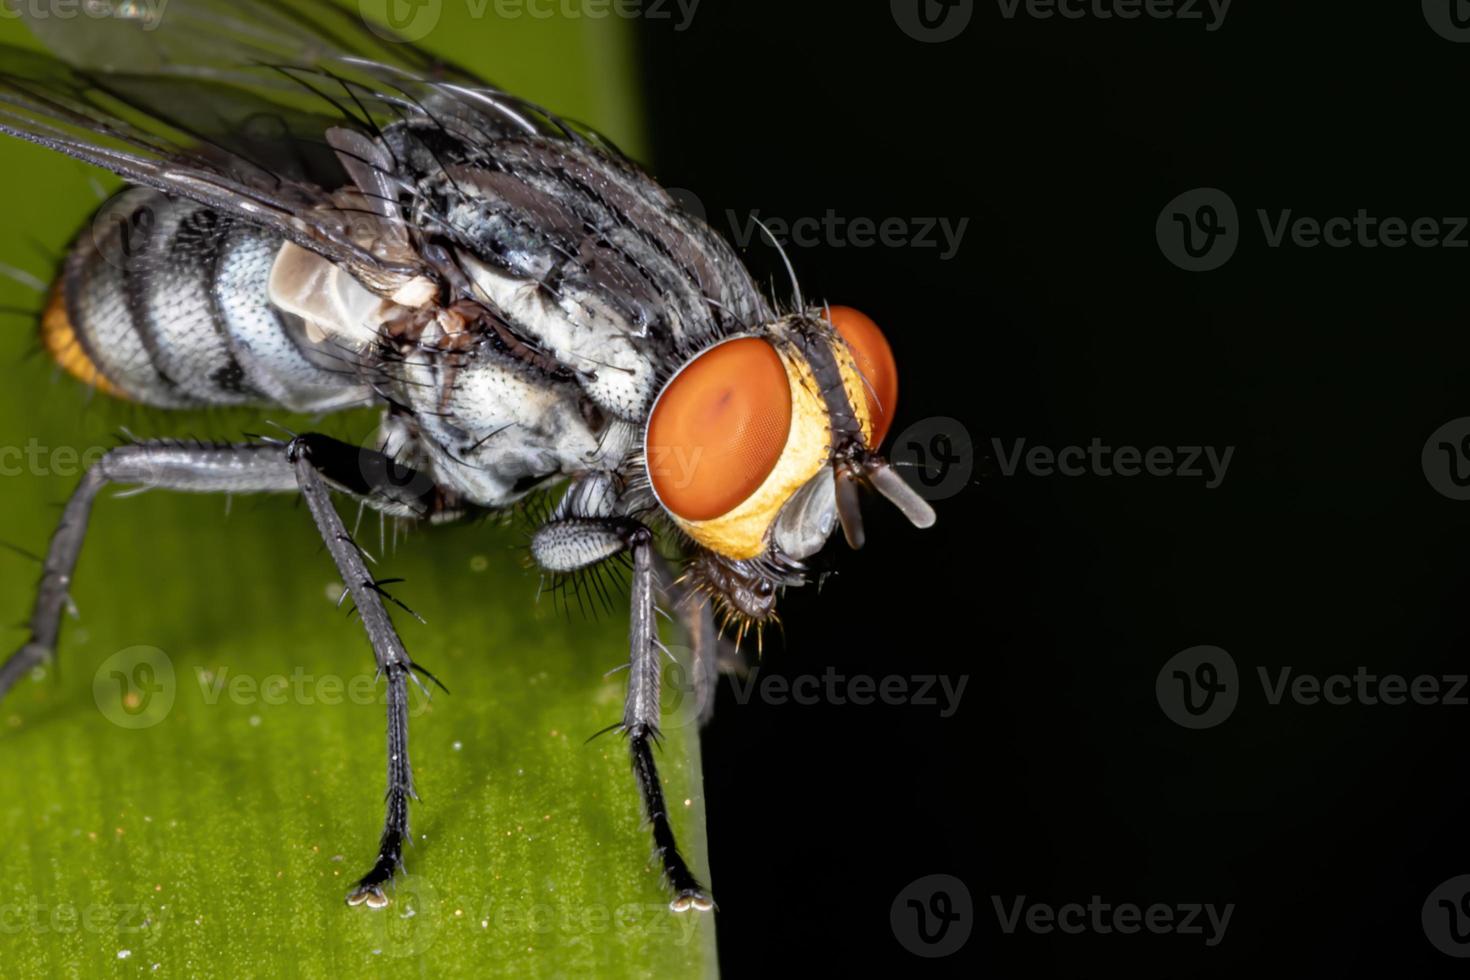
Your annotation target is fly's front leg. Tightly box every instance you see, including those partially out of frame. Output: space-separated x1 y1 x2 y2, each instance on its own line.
532 515 715 912
625 527 715 911
0 442 299 699
664 574 729 730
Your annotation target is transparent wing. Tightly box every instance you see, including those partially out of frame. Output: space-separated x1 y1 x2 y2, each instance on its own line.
0 0 768 350
0 0 594 286
18 0 476 81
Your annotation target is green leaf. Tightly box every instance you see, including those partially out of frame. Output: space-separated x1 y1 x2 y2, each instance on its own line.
0 10 716 978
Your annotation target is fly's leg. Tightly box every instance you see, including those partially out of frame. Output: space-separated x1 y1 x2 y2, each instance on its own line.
0 435 443 910
626 526 714 911
532 515 714 911
669 582 720 729
658 557 752 728
284 436 437 910
0 442 299 699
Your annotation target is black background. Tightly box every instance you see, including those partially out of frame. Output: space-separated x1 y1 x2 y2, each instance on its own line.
640 2 1470 976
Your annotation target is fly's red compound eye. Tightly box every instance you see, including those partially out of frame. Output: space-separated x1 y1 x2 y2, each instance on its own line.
826 306 898 447
646 337 792 522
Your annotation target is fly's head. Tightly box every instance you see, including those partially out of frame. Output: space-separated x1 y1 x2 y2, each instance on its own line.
643 307 936 631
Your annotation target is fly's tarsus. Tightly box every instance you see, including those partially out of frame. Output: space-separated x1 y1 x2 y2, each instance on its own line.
345 666 413 911
629 727 715 913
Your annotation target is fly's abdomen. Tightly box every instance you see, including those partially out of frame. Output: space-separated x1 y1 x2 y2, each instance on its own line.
44 188 373 413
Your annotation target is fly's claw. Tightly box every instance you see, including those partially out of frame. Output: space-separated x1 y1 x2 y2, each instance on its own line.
669 886 716 913
346 861 396 910
346 881 391 910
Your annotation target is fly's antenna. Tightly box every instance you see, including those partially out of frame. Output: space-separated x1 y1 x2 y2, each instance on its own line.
751 216 804 311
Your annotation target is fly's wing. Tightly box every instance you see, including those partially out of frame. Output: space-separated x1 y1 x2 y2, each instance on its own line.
0 0 579 291
16 0 468 80
0 0 772 356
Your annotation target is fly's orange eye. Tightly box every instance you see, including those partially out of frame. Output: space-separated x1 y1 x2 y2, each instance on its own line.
646 337 792 522
826 306 898 446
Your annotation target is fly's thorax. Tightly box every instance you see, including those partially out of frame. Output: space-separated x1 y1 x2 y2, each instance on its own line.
457 252 664 421
267 241 630 509
391 333 628 509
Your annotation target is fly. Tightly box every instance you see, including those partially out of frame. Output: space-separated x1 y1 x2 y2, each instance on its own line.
0 0 936 913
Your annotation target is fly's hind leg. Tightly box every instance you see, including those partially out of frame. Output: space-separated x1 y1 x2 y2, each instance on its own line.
0 441 300 698
532 514 714 912
0 434 447 910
